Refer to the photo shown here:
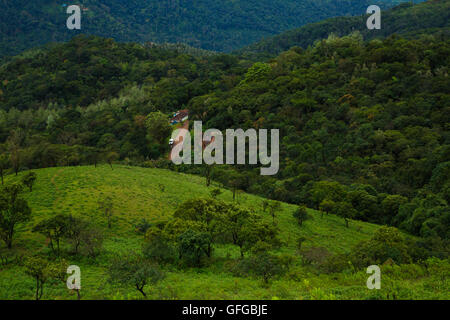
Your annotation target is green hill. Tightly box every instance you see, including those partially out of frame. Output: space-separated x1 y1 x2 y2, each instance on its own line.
238 0 450 59
0 0 415 57
0 165 448 300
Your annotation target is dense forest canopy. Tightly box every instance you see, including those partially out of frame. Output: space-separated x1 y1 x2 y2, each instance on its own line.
0 0 416 57
0 0 448 301
0 28 449 243
238 0 450 60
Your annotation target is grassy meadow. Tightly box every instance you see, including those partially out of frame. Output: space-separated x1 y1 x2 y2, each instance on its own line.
0 165 447 300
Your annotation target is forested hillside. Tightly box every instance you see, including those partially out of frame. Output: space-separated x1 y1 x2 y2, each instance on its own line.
0 32 449 248
1 166 447 299
239 0 450 59
0 0 412 57
0 0 448 301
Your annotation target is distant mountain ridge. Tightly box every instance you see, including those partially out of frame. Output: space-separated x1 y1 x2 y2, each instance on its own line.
0 0 414 57
238 0 449 59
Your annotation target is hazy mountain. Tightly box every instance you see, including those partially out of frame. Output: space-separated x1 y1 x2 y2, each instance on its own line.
238 0 448 59
0 0 412 57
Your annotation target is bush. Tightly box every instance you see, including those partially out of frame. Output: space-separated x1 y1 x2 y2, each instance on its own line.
350 226 412 269
300 246 331 266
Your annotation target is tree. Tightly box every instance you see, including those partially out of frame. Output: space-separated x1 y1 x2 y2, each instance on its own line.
63 215 88 254
350 226 412 268
268 201 282 224
98 196 113 229
292 206 311 227
145 111 172 145
0 153 10 185
61 215 102 258
261 200 269 212
222 206 279 258
235 252 284 285
143 226 176 265
22 172 37 192
7 130 23 176
32 214 69 255
173 198 228 257
381 195 408 225
204 164 213 187
334 201 356 228
109 254 164 298
0 183 31 249
24 256 49 300
106 151 119 170
310 181 346 208
210 188 222 199
80 226 103 258
24 256 68 300
86 147 100 168
178 229 212 267
319 199 335 217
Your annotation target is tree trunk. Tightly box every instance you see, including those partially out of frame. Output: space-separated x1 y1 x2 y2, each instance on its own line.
137 285 147 298
6 227 13 249
39 283 44 300
35 278 40 300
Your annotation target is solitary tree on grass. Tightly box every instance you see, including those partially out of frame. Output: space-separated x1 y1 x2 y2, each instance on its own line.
292 206 311 227
268 201 281 224
109 254 165 298
24 256 68 300
32 214 69 255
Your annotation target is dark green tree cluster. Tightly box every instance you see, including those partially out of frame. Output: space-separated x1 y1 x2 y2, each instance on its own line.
190 33 449 246
33 214 104 258
0 0 407 57
239 0 447 59
143 198 280 267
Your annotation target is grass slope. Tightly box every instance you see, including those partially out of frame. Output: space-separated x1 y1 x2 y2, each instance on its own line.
0 165 444 300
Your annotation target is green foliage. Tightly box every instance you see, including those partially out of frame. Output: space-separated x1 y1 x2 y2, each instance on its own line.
143 226 177 265
0 166 447 299
210 188 222 199
178 229 212 267
146 111 172 146
21 172 37 192
0 0 410 57
292 206 311 226
0 183 31 249
242 63 271 84
109 254 164 298
234 252 285 284
240 0 445 59
351 226 412 268
32 214 69 255
24 256 67 300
